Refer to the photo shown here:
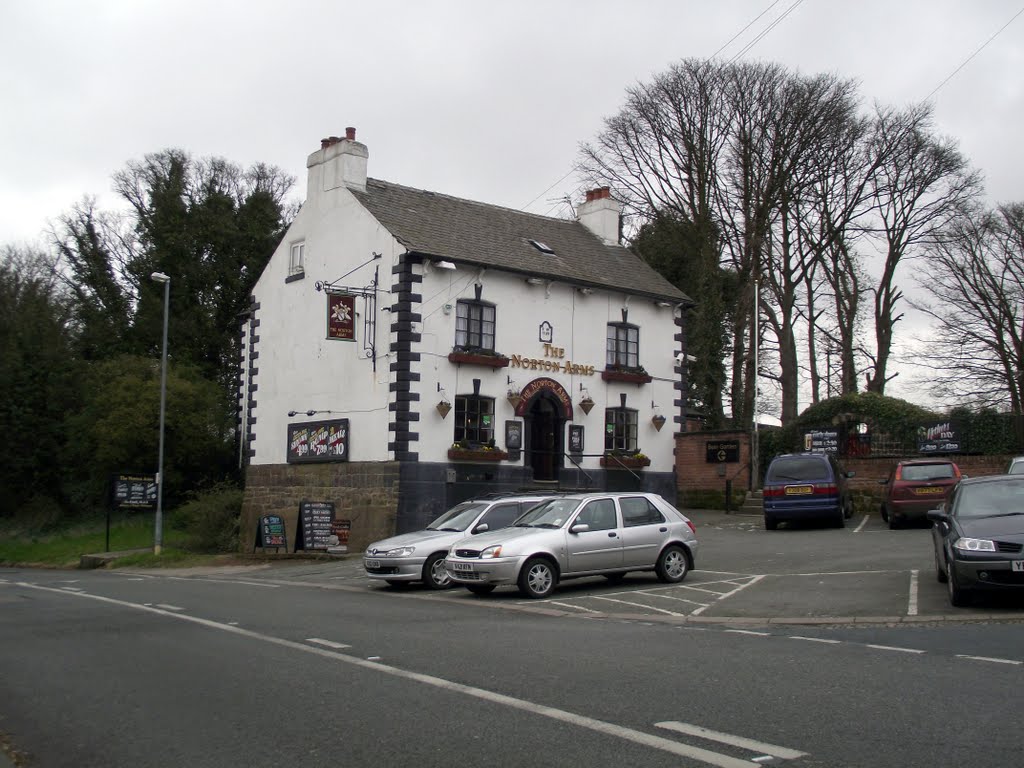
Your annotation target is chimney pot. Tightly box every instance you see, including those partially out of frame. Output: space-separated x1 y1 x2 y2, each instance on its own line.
345 127 356 141
321 138 331 149
585 190 594 202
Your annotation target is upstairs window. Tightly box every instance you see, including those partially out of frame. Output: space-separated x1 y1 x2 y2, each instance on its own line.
289 242 305 275
454 395 495 447
607 322 639 369
605 408 638 452
456 299 496 352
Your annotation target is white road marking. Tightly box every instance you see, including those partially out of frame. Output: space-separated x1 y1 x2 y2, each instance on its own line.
589 596 685 616
866 644 925 654
656 721 808 760
306 637 351 650
60 587 85 592
691 574 765 616
907 569 919 616
789 636 841 644
165 576 280 588
17 581 779 768
547 601 600 613
641 592 710 607
790 569 902 576
725 629 770 636
154 603 185 612
956 655 1022 665
853 515 869 533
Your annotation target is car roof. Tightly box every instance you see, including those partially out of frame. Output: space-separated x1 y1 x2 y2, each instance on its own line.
957 474 1024 486
896 458 958 465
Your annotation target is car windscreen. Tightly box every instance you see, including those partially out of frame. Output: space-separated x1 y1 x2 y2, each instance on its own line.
513 498 581 528
426 502 487 531
1008 461 1024 475
901 463 956 481
766 457 831 483
955 481 1024 518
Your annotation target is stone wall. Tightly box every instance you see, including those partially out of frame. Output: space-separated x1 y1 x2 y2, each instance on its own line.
241 462 401 553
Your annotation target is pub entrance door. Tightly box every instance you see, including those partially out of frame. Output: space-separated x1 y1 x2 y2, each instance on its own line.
526 392 564 483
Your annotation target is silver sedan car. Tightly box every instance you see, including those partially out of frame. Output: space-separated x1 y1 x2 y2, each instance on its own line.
444 492 698 598
363 494 553 589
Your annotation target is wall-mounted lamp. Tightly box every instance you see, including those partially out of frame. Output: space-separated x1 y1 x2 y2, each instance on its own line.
654 300 672 308
436 383 452 419
288 409 336 418
506 376 522 409
651 401 667 431
576 287 593 296
425 259 457 275
525 277 545 286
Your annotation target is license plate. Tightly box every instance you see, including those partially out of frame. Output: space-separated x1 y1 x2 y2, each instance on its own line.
913 487 944 495
364 559 381 568
785 485 813 495
451 562 475 572
1013 561 1024 572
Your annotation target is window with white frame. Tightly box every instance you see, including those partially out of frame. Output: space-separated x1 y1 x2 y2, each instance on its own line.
604 407 638 452
606 322 639 369
289 242 305 275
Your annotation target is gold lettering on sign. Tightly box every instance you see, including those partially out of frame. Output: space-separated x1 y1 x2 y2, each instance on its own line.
509 352 596 376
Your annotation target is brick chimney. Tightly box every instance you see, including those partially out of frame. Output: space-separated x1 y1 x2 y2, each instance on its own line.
577 186 621 245
307 126 368 197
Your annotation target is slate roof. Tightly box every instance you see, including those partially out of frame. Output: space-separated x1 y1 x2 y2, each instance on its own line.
350 178 691 303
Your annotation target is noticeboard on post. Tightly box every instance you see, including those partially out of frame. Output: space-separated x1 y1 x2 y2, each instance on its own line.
803 429 839 454
111 473 157 510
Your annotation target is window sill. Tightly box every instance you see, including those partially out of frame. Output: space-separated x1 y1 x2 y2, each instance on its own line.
447 448 509 462
600 455 650 469
601 368 652 384
448 351 510 368
285 271 305 284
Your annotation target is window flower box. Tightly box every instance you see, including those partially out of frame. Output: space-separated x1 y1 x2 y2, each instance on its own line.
448 350 510 368
447 447 509 462
601 367 652 384
600 453 650 469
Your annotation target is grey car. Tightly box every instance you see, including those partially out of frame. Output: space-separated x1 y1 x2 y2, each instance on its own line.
363 494 554 589
444 492 698 598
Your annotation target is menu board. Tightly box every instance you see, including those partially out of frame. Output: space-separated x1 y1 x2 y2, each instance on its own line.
295 500 336 551
111 473 157 509
256 514 288 551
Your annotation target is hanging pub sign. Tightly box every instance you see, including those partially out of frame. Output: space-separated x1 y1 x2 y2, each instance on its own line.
287 418 350 463
918 421 961 454
327 293 356 341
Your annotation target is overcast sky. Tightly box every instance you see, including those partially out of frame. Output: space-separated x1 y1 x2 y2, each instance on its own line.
2 0 1022 408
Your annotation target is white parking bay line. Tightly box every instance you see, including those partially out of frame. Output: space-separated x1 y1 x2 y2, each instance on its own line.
656 721 808 760
690 574 765 616
589 596 687 616
907 569 919 616
306 637 351 650
547 601 601 613
853 515 869 533
956 655 1022 665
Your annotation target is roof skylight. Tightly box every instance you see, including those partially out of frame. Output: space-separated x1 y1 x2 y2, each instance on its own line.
529 239 555 255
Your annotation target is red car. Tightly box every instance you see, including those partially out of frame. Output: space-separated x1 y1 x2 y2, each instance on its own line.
879 459 962 529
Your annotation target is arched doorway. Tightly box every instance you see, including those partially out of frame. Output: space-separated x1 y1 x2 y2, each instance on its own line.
514 377 574 484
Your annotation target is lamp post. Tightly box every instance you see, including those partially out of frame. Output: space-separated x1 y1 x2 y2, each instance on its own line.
151 272 170 555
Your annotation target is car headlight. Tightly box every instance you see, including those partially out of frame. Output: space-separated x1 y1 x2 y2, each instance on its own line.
383 546 415 557
480 545 503 559
954 538 996 553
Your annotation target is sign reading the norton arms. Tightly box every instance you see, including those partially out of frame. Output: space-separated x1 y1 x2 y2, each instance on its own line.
510 344 596 376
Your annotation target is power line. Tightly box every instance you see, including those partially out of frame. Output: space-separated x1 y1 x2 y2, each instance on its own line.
709 0 785 60
729 0 807 63
924 5 1024 102
520 167 576 211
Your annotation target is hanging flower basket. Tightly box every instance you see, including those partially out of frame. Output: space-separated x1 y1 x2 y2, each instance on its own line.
600 453 650 469
436 400 452 419
578 396 595 415
447 447 509 462
651 414 667 431
448 351 510 368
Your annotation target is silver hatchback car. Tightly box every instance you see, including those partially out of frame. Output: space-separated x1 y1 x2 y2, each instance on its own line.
444 492 698 598
363 494 555 589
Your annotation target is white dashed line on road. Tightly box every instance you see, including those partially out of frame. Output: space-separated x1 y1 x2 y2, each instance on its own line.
956 655 1022 665
725 629 770 636
866 644 925 654
153 603 185 612
789 636 841 644
306 637 351 650
655 721 808 761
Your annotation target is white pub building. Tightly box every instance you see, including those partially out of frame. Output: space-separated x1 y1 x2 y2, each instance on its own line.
239 129 692 550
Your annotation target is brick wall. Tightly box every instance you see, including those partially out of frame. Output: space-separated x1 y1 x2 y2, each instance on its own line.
676 430 753 508
241 462 401 553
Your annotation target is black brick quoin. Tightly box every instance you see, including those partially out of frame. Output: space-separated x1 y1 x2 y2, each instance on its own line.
389 254 422 455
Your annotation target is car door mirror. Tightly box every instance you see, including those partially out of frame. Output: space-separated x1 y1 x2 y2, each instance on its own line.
569 523 590 534
926 509 950 525
472 523 489 534
878 478 889 485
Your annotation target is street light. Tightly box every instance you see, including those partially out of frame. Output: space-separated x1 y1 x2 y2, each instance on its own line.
151 271 170 555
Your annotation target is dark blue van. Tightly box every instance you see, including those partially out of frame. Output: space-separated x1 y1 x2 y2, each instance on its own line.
763 453 854 530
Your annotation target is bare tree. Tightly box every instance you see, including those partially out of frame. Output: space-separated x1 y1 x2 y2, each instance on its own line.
912 204 1024 411
862 103 982 393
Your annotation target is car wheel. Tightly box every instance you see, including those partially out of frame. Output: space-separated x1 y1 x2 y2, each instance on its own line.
935 548 948 583
655 545 689 583
422 553 452 589
385 580 411 589
764 515 778 531
888 515 900 530
880 504 889 523
518 557 557 599
834 507 846 528
466 584 496 596
844 501 853 520
947 558 972 607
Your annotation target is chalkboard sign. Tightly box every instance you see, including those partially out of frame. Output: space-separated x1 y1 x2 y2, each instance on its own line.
255 514 288 551
505 420 522 462
568 424 584 456
295 500 336 551
111 473 157 510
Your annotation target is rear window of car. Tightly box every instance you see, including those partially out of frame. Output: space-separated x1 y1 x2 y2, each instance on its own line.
619 497 666 526
900 463 956 481
766 456 831 483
